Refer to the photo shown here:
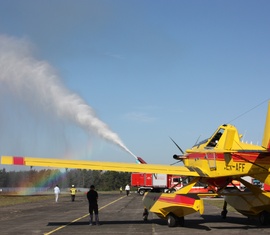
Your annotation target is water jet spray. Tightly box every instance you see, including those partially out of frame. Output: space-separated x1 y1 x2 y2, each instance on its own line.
0 35 137 161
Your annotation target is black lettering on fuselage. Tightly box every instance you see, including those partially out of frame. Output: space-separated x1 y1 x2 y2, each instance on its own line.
224 163 245 172
236 163 245 172
224 165 232 171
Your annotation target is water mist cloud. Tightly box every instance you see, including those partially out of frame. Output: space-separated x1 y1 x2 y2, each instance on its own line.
0 35 135 158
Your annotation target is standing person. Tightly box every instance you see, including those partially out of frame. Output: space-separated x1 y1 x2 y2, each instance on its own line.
119 186 123 194
125 184 130 196
87 185 99 226
54 185 60 203
70 185 77 202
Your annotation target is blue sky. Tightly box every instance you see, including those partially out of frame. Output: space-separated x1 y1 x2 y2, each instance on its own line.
0 1 270 170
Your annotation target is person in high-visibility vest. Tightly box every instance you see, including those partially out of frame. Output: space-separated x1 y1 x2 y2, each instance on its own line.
70 185 77 202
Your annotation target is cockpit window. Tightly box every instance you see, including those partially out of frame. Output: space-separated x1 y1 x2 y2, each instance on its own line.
206 128 224 148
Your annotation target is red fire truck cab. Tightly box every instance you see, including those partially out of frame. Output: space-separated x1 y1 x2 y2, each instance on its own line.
131 173 183 196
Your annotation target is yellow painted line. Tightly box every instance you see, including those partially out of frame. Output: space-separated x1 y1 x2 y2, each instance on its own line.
44 196 126 235
151 213 156 234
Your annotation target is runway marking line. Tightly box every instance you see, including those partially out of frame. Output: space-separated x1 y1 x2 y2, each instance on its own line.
44 195 126 235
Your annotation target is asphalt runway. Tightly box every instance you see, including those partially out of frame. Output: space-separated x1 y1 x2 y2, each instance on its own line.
1 193 270 235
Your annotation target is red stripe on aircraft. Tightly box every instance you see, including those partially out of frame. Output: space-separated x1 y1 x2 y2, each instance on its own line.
188 152 264 163
13 156 25 165
158 194 195 206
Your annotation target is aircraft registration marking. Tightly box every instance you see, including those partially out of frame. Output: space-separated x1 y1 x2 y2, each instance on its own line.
224 163 245 172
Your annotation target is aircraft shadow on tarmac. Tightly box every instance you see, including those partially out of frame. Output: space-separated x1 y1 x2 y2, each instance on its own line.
47 220 165 226
46 220 211 231
46 218 210 230
46 215 270 230
200 214 270 230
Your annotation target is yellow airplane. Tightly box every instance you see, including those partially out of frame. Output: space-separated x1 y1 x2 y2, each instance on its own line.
2 101 270 227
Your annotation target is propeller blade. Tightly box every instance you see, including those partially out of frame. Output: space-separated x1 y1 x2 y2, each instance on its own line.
170 160 183 165
169 137 185 154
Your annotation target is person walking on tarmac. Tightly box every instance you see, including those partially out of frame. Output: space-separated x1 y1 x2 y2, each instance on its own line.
125 184 130 196
54 185 60 203
87 185 99 226
70 185 77 202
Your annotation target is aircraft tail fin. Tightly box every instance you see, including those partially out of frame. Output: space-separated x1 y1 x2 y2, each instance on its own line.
262 101 270 150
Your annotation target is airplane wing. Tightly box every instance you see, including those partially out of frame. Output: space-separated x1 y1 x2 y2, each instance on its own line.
1 156 201 176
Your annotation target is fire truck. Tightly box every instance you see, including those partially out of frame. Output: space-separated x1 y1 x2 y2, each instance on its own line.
131 173 217 196
131 173 183 196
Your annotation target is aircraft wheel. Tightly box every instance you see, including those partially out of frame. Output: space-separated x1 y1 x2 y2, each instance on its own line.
221 209 227 219
143 214 148 221
178 216 185 227
167 213 178 227
259 211 270 225
221 200 228 219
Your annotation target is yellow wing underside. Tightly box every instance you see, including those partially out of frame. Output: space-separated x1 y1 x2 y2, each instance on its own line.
1 156 199 176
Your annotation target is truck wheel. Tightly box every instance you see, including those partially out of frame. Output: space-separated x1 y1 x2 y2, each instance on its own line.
139 189 145 196
167 213 178 227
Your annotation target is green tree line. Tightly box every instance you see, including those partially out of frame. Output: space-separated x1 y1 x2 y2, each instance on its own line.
0 168 131 191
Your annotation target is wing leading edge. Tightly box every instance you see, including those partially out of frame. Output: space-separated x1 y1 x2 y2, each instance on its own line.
1 156 200 177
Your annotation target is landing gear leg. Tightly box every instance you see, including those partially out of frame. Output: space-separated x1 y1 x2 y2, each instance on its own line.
221 200 228 219
143 208 149 221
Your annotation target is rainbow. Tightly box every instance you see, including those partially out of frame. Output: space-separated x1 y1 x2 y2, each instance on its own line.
9 142 95 196
16 169 66 195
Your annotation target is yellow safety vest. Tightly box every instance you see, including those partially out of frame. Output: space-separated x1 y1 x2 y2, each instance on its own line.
70 188 76 195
